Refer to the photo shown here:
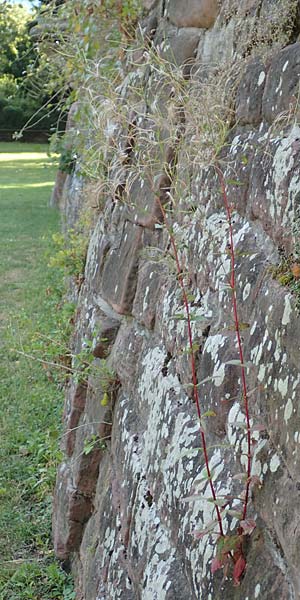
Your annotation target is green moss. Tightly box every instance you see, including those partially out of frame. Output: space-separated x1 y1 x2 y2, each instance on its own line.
271 256 300 312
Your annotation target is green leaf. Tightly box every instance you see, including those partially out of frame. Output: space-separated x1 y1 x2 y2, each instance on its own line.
217 534 242 556
206 497 228 507
226 509 243 519
232 472 247 482
170 312 186 321
186 293 196 302
181 494 203 503
193 518 220 539
196 375 221 386
100 392 109 406
189 314 206 322
226 322 250 331
227 179 244 187
202 410 217 418
225 359 253 368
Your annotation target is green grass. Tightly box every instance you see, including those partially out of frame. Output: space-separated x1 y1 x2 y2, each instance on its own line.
0 142 75 599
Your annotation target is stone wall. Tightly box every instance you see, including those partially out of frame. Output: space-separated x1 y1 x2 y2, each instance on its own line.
52 1 300 598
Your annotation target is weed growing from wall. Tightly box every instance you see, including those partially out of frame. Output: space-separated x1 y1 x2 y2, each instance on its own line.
49 229 88 283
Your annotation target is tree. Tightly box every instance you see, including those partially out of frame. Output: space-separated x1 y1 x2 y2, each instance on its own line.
0 1 63 136
0 2 34 79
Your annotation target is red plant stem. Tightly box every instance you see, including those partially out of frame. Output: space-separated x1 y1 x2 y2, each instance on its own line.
156 196 224 537
215 165 251 520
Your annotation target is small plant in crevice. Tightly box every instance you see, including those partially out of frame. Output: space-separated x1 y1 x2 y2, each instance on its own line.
271 253 300 312
83 434 107 456
49 229 88 285
58 148 77 175
270 202 300 312
72 342 117 396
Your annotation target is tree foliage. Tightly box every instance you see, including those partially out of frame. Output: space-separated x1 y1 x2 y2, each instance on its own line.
0 2 34 78
0 1 63 135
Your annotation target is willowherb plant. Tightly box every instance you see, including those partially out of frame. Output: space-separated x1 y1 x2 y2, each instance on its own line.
155 166 260 584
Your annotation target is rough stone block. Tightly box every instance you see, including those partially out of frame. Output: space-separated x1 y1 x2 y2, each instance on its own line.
247 123 300 252
53 463 92 560
100 221 142 314
92 317 120 358
236 58 267 125
72 442 104 497
110 322 145 391
167 0 219 29
262 43 300 123
62 382 87 457
159 25 202 67
143 0 158 9
49 169 67 208
84 218 111 296
132 261 167 329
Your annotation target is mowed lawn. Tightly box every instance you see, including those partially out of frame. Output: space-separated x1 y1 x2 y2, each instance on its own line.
0 143 57 312
0 143 74 599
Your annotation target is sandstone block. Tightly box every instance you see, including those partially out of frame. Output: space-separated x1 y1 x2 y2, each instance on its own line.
132 261 166 329
53 463 92 559
62 382 87 457
262 43 300 123
92 317 120 358
247 124 300 252
143 0 158 9
236 58 267 125
49 170 67 208
167 0 219 29
100 221 142 315
158 25 202 67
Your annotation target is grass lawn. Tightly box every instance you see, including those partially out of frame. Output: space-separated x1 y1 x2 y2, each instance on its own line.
0 142 74 599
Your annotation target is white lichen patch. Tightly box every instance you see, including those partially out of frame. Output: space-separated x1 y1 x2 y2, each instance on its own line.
284 398 293 424
136 346 201 507
255 583 261 598
250 341 264 366
243 282 251 301
278 375 289 398
282 60 289 72
203 334 227 387
275 76 283 94
257 71 265 87
282 294 292 326
127 478 177 600
251 437 268 478
230 134 242 156
117 344 234 599
269 453 281 473
265 125 300 228
143 286 150 312
250 321 257 336
258 364 266 382
227 402 244 448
